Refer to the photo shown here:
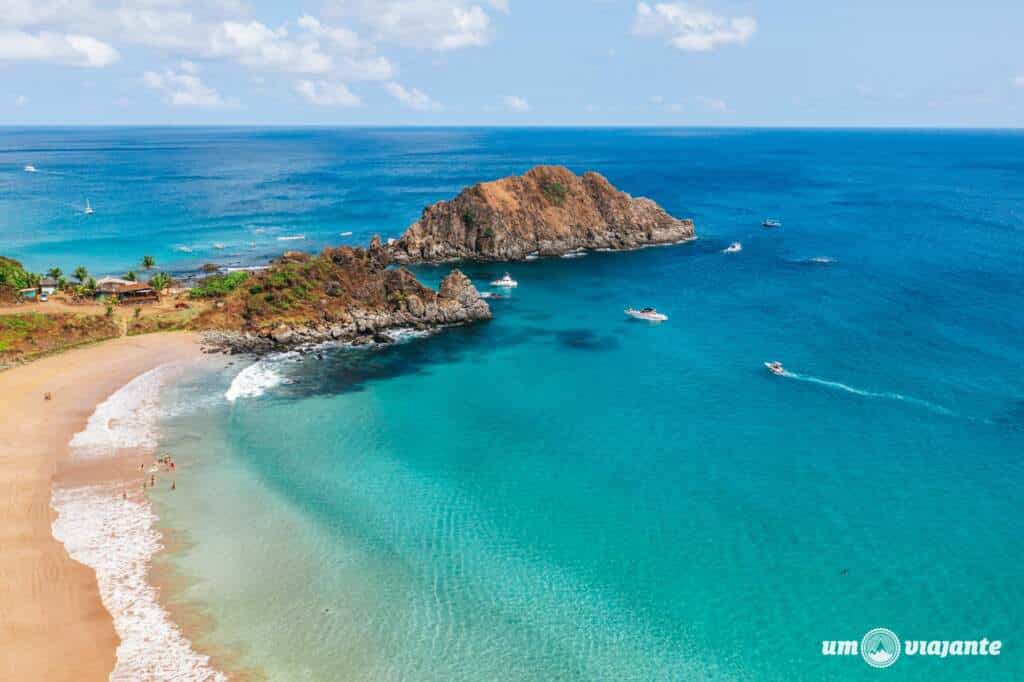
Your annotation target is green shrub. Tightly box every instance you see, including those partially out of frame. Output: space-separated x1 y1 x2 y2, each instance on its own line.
541 181 567 205
189 271 249 299
461 209 476 229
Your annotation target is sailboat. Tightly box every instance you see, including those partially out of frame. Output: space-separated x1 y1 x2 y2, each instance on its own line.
83 199 94 215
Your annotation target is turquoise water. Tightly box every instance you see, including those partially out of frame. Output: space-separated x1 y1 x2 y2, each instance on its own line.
6 128 1023 679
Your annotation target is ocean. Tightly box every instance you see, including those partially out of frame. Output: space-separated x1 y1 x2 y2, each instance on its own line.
12 128 1022 680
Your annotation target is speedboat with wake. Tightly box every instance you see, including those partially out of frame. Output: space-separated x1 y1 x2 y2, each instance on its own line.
83 199 94 215
723 241 742 253
24 164 38 173
490 272 518 287
762 218 782 228
625 307 668 322
764 361 785 375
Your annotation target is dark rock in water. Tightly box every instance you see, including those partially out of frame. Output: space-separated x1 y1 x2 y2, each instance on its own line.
387 165 695 263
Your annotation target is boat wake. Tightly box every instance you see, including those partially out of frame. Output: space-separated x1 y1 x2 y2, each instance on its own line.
780 371 954 416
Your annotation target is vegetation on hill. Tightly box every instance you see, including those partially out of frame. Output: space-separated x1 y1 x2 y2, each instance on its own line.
0 257 35 298
189 271 249 299
0 313 120 367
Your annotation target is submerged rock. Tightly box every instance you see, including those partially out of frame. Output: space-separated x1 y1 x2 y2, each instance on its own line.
388 165 695 263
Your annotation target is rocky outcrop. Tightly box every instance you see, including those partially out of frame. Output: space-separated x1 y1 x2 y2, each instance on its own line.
194 246 490 354
388 165 695 263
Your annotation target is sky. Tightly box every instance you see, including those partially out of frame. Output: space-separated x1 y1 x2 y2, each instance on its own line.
1 0 1022 127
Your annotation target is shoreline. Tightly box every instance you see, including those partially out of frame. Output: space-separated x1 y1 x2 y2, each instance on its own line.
0 332 209 680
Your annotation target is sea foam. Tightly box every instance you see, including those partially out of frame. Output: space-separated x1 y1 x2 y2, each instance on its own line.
224 351 303 402
53 363 226 681
51 486 226 682
69 364 183 457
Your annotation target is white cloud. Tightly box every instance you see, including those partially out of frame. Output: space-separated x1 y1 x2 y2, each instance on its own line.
632 2 756 52
295 79 361 107
696 95 728 112
501 94 529 111
337 54 395 81
0 30 119 67
384 81 442 110
296 14 364 51
357 1 498 50
206 21 333 73
144 66 223 107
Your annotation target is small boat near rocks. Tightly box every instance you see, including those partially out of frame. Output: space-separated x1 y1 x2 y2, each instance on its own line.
490 272 518 288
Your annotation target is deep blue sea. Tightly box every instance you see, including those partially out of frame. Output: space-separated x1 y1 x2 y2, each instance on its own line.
4 128 1023 679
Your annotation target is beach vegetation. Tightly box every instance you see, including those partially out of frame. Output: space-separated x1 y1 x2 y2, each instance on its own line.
0 312 119 365
124 270 137 281
73 265 89 284
148 272 172 293
0 256 33 292
189 271 249 299
142 255 156 270
47 267 63 280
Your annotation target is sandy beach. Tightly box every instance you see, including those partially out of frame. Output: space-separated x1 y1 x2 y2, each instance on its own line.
0 332 201 681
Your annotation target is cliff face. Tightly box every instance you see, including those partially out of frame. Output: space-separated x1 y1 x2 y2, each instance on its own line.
388 165 695 263
194 245 490 353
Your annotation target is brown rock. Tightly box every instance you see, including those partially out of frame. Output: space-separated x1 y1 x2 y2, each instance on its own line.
388 165 695 263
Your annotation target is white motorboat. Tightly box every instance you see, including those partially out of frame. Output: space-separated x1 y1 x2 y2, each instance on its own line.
340 231 353 236
490 272 518 287
762 218 782 228
723 241 742 253
24 164 38 173
213 242 226 249
625 307 668 322
83 199 94 215
764 361 785 375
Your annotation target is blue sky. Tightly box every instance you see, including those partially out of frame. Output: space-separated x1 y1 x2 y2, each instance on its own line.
1 1 1022 126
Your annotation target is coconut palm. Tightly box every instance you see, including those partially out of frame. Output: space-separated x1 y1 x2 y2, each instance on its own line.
73 265 89 284
148 272 172 292
47 267 63 280
141 255 156 270
124 270 137 282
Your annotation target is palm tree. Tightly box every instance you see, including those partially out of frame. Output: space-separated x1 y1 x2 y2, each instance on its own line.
47 267 63 280
73 265 89 284
148 272 172 293
124 270 137 282
141 255 156 270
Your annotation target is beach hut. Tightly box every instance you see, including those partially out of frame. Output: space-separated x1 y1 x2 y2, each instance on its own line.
39 277 58 295
95 277 158 302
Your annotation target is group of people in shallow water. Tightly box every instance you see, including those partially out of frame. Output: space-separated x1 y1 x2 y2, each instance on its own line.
126 453 178 499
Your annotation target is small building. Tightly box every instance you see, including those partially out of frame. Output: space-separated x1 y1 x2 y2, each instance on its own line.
95 277 158 302
39 277 58 295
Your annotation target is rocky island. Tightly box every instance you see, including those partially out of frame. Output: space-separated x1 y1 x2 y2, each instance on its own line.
195 244 490 354
388 165 695 263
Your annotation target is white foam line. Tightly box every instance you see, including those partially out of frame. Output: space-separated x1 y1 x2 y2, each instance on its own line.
70 364 184 458
52 486 227 682
782 371 955 416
